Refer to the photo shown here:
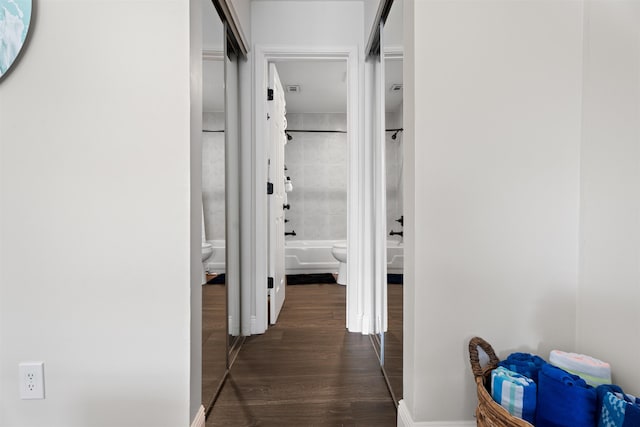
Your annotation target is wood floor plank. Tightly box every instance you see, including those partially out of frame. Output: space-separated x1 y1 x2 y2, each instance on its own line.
207 284 396 426
202 282 227 408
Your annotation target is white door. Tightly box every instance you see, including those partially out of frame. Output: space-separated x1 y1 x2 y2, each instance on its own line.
267 63 287 324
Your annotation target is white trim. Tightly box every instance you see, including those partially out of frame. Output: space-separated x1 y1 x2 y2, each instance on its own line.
250 315 259 335
203 49 224 61
374 22 388 335
384 46 404 60
397 400 476 427
190 405 206 427
253 45 367 334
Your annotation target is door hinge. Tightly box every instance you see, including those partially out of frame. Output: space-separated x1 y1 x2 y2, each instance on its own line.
267 88 274 101
267 182 274 195
268 277 274 289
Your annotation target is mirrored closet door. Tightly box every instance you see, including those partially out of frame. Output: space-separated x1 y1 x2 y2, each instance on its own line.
223 26 243 369
383 0 404 405
201 0 227 412
201 0 247 416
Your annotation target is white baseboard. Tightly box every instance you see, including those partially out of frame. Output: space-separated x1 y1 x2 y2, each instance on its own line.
191 405 206 427
250 315 263 335
397 400 476 427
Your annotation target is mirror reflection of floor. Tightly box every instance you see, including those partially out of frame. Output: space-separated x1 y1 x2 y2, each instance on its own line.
385 282 403 403
202 275 227 408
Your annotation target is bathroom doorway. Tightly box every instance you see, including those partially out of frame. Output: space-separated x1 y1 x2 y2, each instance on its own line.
253 47 364 334
272 59 349 322
266 59 349 323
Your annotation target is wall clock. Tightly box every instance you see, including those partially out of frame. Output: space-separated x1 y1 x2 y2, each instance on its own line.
0 0 33 82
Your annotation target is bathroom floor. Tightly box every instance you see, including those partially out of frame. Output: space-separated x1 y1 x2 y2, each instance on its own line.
206 283 397 426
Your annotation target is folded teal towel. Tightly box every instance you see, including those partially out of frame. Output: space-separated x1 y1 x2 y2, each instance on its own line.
491 366 537 424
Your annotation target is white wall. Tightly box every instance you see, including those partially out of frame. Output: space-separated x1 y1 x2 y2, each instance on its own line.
386 110 403 241
202 0 224 52
383 0 402 50
404 0 583 422
0 1 196 426
364 0 384 50
229 0 251 50
285 113 348 241
577 0 640 395
252 1 364 48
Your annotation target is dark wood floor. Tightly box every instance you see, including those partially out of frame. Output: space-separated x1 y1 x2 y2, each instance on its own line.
385 283 403 403
207 284 397 426
202 281 227 408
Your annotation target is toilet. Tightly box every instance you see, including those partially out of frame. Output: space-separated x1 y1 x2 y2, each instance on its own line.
201 242 214 285
201 205 214 284
331 241 347 285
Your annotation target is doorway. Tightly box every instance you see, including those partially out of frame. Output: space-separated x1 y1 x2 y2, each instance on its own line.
266 59 350 324
253 47 368 335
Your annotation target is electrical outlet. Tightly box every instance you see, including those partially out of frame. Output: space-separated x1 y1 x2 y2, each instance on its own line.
19 362 45 399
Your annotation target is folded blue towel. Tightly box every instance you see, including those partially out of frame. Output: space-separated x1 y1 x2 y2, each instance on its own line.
498 352 547 383
537 364 597 427
491 366 537 424
597 384 640 427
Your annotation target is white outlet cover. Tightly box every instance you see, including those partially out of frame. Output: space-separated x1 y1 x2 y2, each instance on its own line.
19 362 45 400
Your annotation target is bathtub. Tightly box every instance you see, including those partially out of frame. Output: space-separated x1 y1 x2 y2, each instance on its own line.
285 240 340 275
386 239 404 274
286 239 404 275
206 238 404 275
206 239 338 275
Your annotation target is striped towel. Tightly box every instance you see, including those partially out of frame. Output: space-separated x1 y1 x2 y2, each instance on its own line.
550 350 611 387
491 366 537 424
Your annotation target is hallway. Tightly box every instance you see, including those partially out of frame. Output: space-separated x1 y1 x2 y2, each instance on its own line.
207 284 397 426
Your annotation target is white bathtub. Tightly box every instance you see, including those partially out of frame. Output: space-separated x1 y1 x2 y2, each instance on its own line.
206 238 404 275
387 239 404 274
285 239 404 275
285 239 340 275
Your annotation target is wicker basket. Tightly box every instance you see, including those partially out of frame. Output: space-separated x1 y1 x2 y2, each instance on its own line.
468 337 534 427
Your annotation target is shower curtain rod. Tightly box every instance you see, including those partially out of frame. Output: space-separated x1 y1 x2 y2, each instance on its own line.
286 129 347 133
285 128 403 133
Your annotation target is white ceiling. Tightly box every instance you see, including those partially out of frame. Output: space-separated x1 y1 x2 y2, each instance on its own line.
275 61 348 114
201 0 404 115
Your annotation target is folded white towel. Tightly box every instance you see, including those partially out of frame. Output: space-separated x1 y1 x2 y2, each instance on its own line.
549 350 611 387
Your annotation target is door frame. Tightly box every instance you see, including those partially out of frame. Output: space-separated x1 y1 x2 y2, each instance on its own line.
252 45 370 334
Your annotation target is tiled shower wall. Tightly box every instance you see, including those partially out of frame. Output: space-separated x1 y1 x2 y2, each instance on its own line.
284 113 348 241
202 112 225 241
202 110 402 243
386 109 404 242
